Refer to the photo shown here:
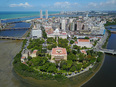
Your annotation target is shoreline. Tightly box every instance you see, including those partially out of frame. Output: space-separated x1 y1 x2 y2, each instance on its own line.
80 54 105 87
13 53 105 87
1 13 60 20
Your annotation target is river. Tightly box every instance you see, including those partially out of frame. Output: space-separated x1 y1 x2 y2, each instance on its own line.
82 28 116 87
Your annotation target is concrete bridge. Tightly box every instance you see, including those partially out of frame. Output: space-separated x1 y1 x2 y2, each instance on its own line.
96 49 116 55
110 31 116 34
0 36 26 40
7 21 25 24
2 27 30 30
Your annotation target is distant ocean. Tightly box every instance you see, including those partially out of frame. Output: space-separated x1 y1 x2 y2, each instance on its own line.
0 11 60 19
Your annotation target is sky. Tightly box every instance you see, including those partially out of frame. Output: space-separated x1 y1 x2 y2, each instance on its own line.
0 0 116 11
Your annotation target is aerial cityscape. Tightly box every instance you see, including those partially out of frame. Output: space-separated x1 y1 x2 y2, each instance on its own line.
0 0 116 87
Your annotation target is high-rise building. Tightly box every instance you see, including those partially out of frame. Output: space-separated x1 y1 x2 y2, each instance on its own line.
46 10 48 19
77 20 82 31
0 19 1 24
70 22 75 31
40 10 43 18
0 19 2 30
61 19 66 31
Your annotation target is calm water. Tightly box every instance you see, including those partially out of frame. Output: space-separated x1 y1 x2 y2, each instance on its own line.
0 22 30 37
0 29 28 37
12 22 31 28
0 11 60 19
82 30 116 87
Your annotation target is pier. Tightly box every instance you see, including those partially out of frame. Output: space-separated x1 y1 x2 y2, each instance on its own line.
0 36 26 40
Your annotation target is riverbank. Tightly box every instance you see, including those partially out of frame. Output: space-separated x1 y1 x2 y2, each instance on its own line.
80 54 105 87
12 40 106 87
102 30 111 48
13 53 105 87
104 19 116 26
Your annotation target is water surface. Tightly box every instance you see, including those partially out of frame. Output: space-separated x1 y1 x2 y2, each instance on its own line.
82 29 116 87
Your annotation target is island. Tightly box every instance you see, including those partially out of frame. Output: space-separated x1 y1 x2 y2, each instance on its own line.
12 11 113 86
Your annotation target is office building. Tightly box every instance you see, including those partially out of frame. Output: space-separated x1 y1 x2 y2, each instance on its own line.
40 10 43 18
61 19 66 31
46 10 48 19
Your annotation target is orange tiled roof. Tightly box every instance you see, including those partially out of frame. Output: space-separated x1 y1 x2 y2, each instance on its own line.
80 50 87 54
78 39 90 42
32 50 38 54
23 62 26 64
51 47 67 55
21 56 26 59
75 41 78 44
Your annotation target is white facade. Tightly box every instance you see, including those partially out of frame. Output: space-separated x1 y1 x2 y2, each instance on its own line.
77 39 92 48
30 50 38 58
77 42 92 48
47 28 67 39
32 29 42 39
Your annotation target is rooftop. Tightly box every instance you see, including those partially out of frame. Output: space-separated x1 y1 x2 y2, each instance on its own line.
51 47 67 55
78 39 90 42
80 50 87 54
32 50 38 54
21 56 26 59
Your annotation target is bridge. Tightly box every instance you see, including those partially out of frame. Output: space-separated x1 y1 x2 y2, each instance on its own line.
0 36 26 40
106 27 116 29
95 49 116 55
2 27 30 30
7 21 25 24
110 31 116 34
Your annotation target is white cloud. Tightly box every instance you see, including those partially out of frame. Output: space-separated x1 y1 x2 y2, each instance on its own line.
9 2 32 8
88 2 97 7
87 0 116 10
53 2 79 10
54 2 71 8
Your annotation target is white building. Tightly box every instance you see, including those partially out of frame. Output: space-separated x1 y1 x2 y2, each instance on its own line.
47 28 67 39
21 56 26 64
30 50 38 58
77 20 82 31
31 29 42 39
76 39 92 48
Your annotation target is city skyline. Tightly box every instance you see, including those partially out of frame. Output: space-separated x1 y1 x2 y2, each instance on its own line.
0 0 116 11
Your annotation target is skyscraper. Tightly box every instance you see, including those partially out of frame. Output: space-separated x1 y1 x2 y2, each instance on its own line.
61 19 66 31
40 10 43 18
46 10 48 19
0 19 2 30
0 19 1 24
77 20 82 31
